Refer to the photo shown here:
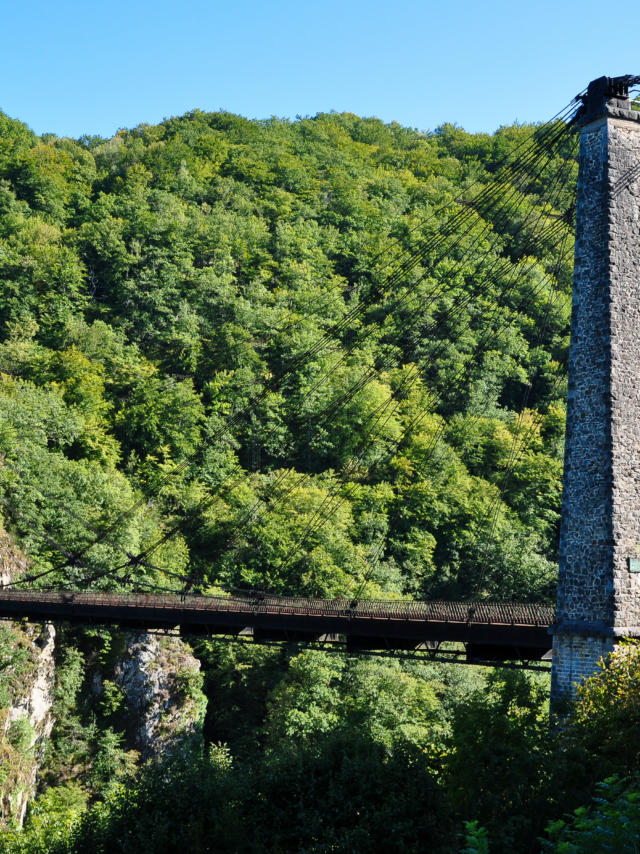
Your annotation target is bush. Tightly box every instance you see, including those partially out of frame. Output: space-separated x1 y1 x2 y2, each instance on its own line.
542 776 640 854
7 717 35 752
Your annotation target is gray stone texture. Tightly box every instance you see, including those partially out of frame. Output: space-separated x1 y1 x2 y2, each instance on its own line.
0 530 55 828
114 632 205 759
552 100 640 704
551 632 612 700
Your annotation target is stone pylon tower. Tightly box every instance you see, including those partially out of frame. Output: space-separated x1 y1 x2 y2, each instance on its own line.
551 75 640 704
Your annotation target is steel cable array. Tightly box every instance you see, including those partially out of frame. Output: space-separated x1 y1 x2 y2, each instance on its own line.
75 164 576 596
67 130 577 595
0 99 580 606
65 101 581 562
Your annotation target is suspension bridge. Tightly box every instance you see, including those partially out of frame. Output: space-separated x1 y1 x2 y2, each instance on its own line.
0 588 554 666
2 76 639 684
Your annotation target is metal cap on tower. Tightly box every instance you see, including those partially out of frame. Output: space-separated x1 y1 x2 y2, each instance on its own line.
575 74 640 123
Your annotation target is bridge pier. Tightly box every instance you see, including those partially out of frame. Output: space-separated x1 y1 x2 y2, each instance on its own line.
552 76 640 705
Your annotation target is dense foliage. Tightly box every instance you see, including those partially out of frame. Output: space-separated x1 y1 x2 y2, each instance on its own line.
0 649 638 854
4 644 638 854
0 107 576 602
9 104 639 853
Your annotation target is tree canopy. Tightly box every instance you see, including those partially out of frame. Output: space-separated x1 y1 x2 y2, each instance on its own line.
0 107 577 602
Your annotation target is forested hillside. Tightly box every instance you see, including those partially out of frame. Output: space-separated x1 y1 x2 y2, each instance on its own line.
0 109 576 603
6 107 638 854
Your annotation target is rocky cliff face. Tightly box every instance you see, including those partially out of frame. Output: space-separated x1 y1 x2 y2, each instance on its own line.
114 632 206 759
0 526 207 827
0 528 56 828
0 623 56 827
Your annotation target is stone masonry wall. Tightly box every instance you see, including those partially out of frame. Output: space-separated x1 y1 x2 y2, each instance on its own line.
608 116 640 632
552 101 640 703
556 112 613 625
551 633 614 701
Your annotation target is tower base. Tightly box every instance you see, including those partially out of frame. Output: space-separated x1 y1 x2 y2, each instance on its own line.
550 632 615 708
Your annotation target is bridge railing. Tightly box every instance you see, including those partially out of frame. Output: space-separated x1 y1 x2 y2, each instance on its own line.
0 589 554 627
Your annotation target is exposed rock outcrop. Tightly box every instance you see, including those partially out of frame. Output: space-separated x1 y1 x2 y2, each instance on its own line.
114 632 206 759
0 525 207 827
0 527 56 828
0 622 56 828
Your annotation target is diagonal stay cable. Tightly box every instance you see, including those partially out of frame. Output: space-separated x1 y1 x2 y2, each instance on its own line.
73 138 577 596
131 140 578 574
120 215 574 596
221 216 574 575
259 223 575 591
71 113 578 559
246 102 581 355
2 110 576 592
0 464 184 585
258 99 582 335
5 157 576 600
101 183 576 592
452 246 573 597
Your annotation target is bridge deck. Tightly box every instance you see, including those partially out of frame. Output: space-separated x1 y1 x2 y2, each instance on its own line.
0 590 554 661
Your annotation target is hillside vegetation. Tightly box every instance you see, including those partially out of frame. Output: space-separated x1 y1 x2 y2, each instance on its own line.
8 108 639 854
0 108 576 602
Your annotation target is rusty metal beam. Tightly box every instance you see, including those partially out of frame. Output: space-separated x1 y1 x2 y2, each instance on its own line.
0 589 553 662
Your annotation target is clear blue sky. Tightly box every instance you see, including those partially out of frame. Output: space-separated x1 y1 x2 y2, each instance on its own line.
1 0 637 140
